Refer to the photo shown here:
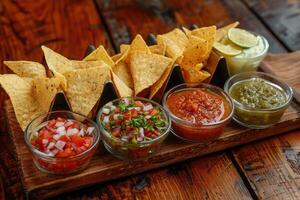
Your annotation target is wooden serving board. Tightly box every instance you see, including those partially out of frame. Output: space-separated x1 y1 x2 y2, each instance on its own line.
5 96 300 199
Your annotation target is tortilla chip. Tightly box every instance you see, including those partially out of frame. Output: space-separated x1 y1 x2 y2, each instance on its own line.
63 66 109 116
111 53 122 62
129 34 150 53
182 27 191 36
149 58 175 99
3 61 47 78
120 44 130 54
149 41 166 55
190 25 216 61
180 36 208 70
157 28 188 62
111 71 133 97
84 45 114 67
0 75 56 130
32 77 59 116
216 21 239 42
183 68 211 83
129 51 172 95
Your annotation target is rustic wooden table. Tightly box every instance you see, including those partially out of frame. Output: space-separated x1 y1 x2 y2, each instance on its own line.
0 0 299 199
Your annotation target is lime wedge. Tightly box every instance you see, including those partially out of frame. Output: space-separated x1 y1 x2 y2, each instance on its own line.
228 28 258 48
213 42 242 56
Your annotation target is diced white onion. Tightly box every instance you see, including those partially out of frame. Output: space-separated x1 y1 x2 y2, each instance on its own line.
64 120 74 127
79 128 84 136
50 149 59 156
145 115 152 119
128 107 141 111
42 139 49 146
87 127 95 135
46 142 55 150
113 114 120 120
55 122 65 127
47 151 54 156
56 126 66 134
102 108 110 114
139 127 144 137
143 104 153 111
124 98 129 106
110 105 116 111
55 140 66 150
103 116 110 123
67 128 79 136
106 102 113 107
53 134 61 141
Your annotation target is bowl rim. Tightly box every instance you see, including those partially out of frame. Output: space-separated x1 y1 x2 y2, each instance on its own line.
225 31 269 60
162 83 234 127
224 71 294 112
24 110 100 160
96 97 171 145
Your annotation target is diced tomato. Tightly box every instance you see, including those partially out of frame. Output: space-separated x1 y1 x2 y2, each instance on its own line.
47 120 56 128
84 137 93 148
112 128 121 137
59 135 70 142
115 118 121 125
31 139 36 146
123 112 131 120
57 117 66 122
150 109 158 115
126 125 132 132
131 109 138 117
70 135 85 147
70 122 80 130
38 129 53 140
135 101 144 107
56 148 74 158
153 130 160 136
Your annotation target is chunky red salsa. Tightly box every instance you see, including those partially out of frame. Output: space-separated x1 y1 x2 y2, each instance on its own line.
167 89 230 125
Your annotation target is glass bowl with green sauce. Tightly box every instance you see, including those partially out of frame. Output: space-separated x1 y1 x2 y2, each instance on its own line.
224 72 293 129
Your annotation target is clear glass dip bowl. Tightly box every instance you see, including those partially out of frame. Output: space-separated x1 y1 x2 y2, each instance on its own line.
25 111 100 175
224 72 293 129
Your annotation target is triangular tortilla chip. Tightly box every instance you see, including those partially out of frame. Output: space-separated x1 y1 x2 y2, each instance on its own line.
111 71 133 97
0 75 57 130
149 58 175 99
149 41 166 55
3 61 47 78
190 25 216 61
83 45 114 66
182 27 191 36
32 77 60 113
180 36 208 70
129 34 150 53
216 21 239 42
182 68 211 83
120 44 130 54
129 51 172 95
63 66 109 116
111 53 122 62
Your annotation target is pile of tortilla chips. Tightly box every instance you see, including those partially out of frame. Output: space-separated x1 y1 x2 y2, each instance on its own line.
0 22 237 131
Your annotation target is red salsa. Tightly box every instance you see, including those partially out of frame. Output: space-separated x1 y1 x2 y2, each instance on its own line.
167 89 230 124
166 88 231 141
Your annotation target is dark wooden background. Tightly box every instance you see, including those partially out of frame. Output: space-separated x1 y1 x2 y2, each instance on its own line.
0 0 300 199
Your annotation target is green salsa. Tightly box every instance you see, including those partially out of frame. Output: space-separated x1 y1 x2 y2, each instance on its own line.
229 78 287 109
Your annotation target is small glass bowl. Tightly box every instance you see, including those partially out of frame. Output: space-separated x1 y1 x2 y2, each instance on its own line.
224 72 293 129
162 83 234 143
219 33 269 77
25 111 100 175
97 97 171 161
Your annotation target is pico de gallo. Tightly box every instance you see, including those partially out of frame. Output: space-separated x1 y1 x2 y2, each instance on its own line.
30 117 95 157
98 98 170 160
99 98 168 143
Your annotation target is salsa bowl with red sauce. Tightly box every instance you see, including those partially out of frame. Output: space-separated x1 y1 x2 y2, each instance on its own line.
25 111 100 175
163 83 234 142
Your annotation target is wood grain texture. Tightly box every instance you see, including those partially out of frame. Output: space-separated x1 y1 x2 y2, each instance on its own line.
51 154 252 200
0 0 112 132
96 0 286 53
243 0 300 51
5 98 300 199
261 51 300 103
233 130 300 199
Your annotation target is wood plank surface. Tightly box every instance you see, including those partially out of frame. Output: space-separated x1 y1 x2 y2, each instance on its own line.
233 130 300 199
243 0 300 51
96 0 286 53
52 154 252 200
0 0 112 133
5 97 300 198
